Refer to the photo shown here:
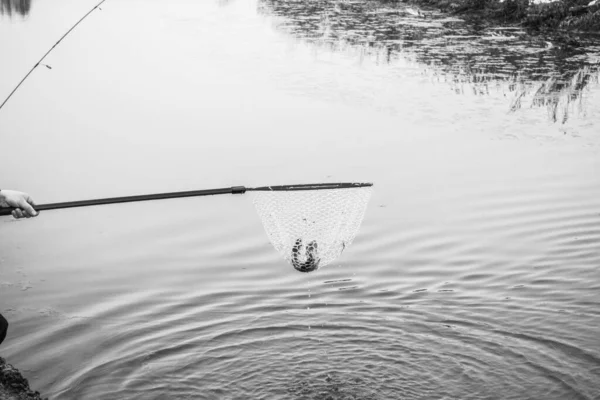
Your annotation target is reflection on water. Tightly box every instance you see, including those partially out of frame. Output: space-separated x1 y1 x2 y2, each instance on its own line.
259 0 600 123
510 66 600 123
1 0 599 399
0 0 31 17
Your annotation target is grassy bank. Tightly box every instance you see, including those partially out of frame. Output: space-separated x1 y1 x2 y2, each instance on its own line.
408 0 600 32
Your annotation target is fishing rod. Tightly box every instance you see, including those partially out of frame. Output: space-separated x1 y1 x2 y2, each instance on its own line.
0 183 373 216
0 0 107 111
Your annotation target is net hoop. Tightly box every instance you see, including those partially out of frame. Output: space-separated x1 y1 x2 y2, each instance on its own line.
249 182 373 192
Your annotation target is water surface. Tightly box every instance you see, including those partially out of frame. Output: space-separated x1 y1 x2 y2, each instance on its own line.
1 0 599 399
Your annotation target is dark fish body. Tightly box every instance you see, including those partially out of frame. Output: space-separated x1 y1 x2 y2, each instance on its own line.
291 238 320 273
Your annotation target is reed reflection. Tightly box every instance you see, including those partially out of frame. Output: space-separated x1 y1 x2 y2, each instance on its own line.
259 0 600 123
0 0 31 17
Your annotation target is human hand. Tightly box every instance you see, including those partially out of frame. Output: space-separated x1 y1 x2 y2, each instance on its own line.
0 190 38 219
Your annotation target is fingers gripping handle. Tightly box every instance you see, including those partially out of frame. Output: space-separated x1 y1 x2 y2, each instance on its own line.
0 206 40 216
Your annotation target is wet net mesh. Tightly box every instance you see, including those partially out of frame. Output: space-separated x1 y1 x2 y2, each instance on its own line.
250 186 372 272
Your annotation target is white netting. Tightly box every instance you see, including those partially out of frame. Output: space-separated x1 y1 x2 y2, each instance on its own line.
250 186 372 272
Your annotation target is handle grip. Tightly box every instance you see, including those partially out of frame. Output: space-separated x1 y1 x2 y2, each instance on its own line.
0 207 17 216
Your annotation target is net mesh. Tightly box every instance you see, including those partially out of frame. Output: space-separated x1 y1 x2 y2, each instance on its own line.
250 186 372 272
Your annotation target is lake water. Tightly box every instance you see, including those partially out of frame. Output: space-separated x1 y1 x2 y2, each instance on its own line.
1 0 599 399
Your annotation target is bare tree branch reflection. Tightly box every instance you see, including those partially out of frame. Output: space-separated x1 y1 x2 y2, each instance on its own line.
0 0 32 17
259 0 600 123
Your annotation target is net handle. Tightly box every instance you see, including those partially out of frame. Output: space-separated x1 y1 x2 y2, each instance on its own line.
0 183 373 216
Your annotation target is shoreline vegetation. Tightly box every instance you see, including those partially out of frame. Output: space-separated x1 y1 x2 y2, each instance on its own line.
402 0 600 35
0 358 45 400
388 0 600 124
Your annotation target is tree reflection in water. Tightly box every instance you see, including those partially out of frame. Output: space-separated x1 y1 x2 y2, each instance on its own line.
510 65 599 123
258 0 600 123
0 0 31 17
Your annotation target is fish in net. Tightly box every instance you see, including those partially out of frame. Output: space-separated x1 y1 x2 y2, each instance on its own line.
250 184 373 272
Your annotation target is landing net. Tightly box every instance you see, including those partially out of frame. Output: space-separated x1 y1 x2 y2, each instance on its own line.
250 183 373 272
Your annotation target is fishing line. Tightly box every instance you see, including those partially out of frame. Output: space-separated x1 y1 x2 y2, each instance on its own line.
0 0 107 111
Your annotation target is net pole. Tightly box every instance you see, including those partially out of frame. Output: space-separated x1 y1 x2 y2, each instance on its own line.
0 183 373 216
0 186 247 215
